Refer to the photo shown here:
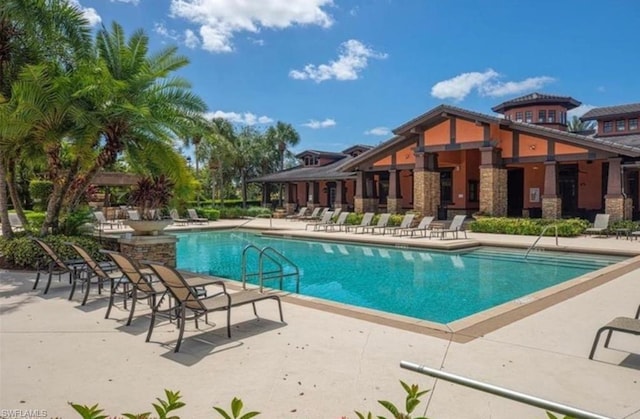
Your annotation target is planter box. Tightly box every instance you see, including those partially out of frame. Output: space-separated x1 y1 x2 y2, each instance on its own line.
124 219 172 236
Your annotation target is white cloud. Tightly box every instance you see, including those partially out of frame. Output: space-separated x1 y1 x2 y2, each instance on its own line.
111 0 140 4
207 111 273 125
302 118 336 129
69 0 101 26
154 22 178 40
364 126 390 136
290 39 387 83
431 69 555 101
248 37 265 46
184 29 200 48
568 104 596 119
169 0 333 53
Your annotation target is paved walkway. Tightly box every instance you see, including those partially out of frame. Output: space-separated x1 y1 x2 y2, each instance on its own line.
1 220 639 418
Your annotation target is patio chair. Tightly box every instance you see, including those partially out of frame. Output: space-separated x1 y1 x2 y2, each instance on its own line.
361 213 391 235
321 211 350 232
93 210 121 230
8 213 24 231
66 243 123 306
397 216 435 238
187 208 208 224
285 206 307 220
300 207 322 221
383 213 415 236
430 215 468 240
31 238 85 295
305 210 334 231
589 305 640 360
345 212 374 234
584 214 610 237
144 261 284 352
101 250 168 325
170 209 189 225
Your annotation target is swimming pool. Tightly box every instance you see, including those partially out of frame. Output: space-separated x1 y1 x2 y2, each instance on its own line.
175 231 626 323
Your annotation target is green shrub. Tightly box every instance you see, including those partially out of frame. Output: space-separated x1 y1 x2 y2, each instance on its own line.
387 214 405 227
246 206 272 217
24 211 46 229
469 217 589 237
198 208 221 220
0 235 104 269
218 207 246 219
29 180 53 211
60 207 94 235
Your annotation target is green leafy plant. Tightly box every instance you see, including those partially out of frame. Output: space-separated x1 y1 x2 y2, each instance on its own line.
469 217 589 237
545 413 575 419
69 402 108 419
355 380 430 419
59 207 94 235
0 235 104 269
129 175 175 220
213 397 260 419
198 208 221 220
29 180 54 211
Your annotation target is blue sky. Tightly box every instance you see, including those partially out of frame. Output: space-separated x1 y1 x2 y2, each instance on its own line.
74 0 640 154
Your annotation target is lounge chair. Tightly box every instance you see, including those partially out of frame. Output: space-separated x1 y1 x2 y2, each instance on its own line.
305 210 333 231
396 216 434 237
94 210 121 230
589 306 640 360
321 211 350 232
66 243 123 307
187 208 208 224
345 212 374 234
101 250 168 325
430 215 468 240
300 207 321 221
170 209 189 225
584 214 610 237
383 213 415 236
286 206 307 221
144 261 284 352
361 213 391 235
31 238 85 295
8 213 25 231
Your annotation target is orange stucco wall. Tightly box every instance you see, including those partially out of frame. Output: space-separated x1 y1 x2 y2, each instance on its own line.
425 120 450 145
556 142 588 155
578 160 603 209
455 119 483 142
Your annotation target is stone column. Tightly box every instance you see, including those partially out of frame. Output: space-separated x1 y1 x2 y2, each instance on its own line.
354 171 365 213
387 169 402 213
478 147 507 217
413 151 439 217
542 160 561 219
284 184 296 214
605 157 628 221
334 180 348 211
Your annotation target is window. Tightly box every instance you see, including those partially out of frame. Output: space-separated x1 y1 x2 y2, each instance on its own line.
525 111 532 123
547 110 556 123
560 112 566 124
616 120 626 131
603 121 613 133
515 112 523 122
304 156 310 165
538 110 546 122
630 118 638 131
468 180 479 202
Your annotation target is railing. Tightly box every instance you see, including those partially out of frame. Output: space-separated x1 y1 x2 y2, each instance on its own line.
400 361 611 419
241 244 300 293
525 224 559 259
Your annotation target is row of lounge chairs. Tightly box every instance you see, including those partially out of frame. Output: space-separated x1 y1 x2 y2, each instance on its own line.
93 208 208 230
30 238 284 353
302 211 468 239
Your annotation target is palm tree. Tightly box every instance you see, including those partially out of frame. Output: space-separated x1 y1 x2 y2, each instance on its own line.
199 117 235 206
567 115 596 133
266 121 300 206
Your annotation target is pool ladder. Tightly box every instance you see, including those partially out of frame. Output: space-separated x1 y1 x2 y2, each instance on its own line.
241 244 300 293
524 224 559 259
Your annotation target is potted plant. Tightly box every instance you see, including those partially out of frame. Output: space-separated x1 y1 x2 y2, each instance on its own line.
124 175 174 235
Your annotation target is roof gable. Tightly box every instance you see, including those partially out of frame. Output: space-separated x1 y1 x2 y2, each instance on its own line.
491 92 581 113
581 103 640 121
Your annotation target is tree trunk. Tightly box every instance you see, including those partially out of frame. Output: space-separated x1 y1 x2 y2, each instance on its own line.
241 170 247 209
0 159 13 238
6 160 27 225
40 160 79 235
218 159 225 207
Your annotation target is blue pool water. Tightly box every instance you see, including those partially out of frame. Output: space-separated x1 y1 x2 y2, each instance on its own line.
175 231 625 323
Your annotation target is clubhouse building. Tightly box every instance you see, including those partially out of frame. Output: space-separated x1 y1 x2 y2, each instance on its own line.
253 93 640 221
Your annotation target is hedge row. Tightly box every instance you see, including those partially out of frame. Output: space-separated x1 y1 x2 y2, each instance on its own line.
0 234 105 269
468 217 590 237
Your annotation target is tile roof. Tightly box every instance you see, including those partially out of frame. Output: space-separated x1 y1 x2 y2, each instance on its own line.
295 150 346 159
491 92 581 113
250 156 357 183
580 103 640 120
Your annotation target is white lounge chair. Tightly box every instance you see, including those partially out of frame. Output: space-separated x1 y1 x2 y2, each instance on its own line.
345 212 374 234
584 214 610 237
431 215 468 240
383 213 415 236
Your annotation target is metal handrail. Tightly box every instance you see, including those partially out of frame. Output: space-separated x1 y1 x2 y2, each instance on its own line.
400 361 611 419
525 224 559 259
241 244 300 293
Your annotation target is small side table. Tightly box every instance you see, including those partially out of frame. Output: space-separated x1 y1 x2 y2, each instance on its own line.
615 228 630 240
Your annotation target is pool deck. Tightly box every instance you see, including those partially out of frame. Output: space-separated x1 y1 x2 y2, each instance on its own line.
1 219 640 418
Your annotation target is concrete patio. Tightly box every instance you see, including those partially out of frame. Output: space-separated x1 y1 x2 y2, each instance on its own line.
1 219 639 418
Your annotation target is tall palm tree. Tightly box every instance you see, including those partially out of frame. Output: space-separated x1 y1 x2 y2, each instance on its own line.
266 121 300 206
567 115 596 133
200 117 235 205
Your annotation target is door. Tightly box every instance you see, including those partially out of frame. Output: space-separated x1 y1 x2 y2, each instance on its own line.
627 171 639 220
439 170 453 220
559 165 578 217
507 168 524 217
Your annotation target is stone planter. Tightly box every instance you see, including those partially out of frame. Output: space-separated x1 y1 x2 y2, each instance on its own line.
124 219 172 236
